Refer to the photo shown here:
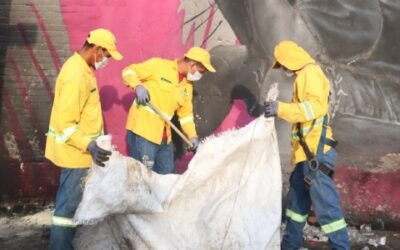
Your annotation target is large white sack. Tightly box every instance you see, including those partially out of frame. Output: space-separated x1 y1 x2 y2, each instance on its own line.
74 116 282 250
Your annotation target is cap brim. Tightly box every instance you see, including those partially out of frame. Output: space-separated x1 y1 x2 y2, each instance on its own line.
109 49 123 61
203 63 216 73
271 60 280 69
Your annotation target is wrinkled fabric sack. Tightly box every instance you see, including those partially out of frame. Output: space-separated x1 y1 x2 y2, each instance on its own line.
73 117 282 250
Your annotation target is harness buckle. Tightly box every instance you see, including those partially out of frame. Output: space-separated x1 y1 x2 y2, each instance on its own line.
308 158 319 171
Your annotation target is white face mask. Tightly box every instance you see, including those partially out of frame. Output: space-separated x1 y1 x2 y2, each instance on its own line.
187 71 203 81
284 68 295 78
94 50 109 70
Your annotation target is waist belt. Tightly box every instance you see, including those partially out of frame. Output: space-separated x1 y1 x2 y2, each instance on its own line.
324 138 338 149
304 163 334 188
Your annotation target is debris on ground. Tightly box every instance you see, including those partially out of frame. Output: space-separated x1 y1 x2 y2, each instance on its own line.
1 207 400 249
349 225 387 247
0 208 52 250
303 224 328 242
301 223 396 249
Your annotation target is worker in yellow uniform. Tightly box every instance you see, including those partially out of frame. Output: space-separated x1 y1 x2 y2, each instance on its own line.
264 41 350 250
45 28 122 250
121 47 216 174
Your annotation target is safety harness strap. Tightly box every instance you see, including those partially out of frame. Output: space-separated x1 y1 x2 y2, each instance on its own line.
316 115 329 163
296 115 337 188
296 120 315 162
296 115 337 162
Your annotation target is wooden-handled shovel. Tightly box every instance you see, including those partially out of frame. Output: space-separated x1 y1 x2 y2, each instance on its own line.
146 102 194 148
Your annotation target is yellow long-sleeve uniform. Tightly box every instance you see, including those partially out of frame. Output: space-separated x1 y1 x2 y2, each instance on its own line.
122 58 197 144
45 53 103 168
275 42 334 164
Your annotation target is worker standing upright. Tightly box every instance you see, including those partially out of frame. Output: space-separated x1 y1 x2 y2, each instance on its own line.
45 28 122 250
121 47 216 174
264 41 350 250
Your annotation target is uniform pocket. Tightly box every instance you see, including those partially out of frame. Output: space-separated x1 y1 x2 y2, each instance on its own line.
82 88 101 122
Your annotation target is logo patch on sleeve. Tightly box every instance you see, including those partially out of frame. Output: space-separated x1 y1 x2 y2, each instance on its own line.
160 77 172 83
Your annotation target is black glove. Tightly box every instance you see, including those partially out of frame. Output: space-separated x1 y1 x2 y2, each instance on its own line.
87 141 111 167
264 101 278 118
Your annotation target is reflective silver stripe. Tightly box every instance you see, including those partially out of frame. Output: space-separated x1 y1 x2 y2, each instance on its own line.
291 117 324 139
48 126 78 143
134 101 173 120
301 101 315 120
48 128 56 137
286 209 308 223
58 125 79 142
48 126 103 143
52 216 77 228
179 116 194 125
122 69 136 77
321 218 347 234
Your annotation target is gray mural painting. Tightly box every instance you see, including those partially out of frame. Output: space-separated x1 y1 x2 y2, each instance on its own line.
194 0 400 170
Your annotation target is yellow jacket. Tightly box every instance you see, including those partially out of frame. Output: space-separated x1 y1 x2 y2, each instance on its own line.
122 58 197 145
45 53 103 168
275 42 334 164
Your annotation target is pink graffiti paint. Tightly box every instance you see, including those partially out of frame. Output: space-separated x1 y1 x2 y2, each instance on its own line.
213 99 255 134
60 0 196 153
60 1 249 156
9 57 45 149
17 23 54 100
335 166 400 229
201 4 216 48
0 160 60 198
28 0 62 72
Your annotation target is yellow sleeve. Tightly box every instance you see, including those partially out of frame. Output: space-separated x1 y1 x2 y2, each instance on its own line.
121 58 158 89
177 85 197 139
277 67 327 123
57 72 92 151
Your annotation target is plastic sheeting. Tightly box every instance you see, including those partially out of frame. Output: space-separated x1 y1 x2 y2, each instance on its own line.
73 117 282 250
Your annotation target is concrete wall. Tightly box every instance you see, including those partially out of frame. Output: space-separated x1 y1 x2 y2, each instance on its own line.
0 0 240 200
1 0 400 229
214 0 400 229
0 0 70 200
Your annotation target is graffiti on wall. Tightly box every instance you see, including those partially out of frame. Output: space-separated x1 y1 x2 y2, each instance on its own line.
0 0 245 198
60 0 242 153
1 0 400 227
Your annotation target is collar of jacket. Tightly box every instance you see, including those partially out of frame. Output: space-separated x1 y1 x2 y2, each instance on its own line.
173 59 192 85
74 52 94 76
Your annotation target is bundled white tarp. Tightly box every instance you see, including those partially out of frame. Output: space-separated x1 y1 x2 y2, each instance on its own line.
73 116 282 250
